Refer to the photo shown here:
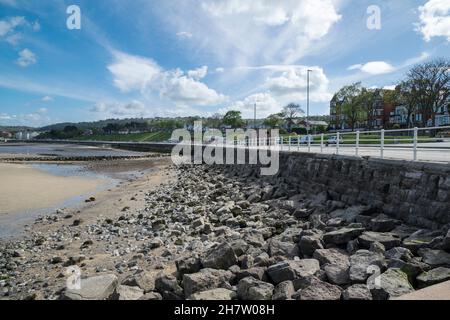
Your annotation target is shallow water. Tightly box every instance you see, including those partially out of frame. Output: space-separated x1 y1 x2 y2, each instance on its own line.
0 143 147 158
0 163 117 239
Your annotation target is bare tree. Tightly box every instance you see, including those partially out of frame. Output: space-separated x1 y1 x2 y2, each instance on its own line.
406 58 450 127
282 103 304 132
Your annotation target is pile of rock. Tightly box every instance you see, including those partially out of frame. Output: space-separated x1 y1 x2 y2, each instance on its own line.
1 164 450 300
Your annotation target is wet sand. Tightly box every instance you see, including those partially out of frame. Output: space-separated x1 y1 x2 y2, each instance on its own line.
0 163 105 215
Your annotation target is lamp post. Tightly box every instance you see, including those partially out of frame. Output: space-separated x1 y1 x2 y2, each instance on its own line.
307 69 313 135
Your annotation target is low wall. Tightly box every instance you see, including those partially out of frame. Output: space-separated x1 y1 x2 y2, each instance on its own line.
218 150 450 230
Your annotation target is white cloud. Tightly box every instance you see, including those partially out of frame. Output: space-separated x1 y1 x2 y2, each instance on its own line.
16 48 37 67
176 31 193 39
107 51 161 92
0 109 51 126
0 16 25 38
108 51 226 106
37 107 48 114
417 0 450 42
187 66 208 79
263 66 332 102
165 0 341 65
220 92 281 118
347 61 395 75
42 96 53 102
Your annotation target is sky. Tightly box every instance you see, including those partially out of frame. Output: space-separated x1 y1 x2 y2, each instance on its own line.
0 0 449 127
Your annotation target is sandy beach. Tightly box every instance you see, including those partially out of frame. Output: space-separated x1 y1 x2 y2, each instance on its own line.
0 163 105 215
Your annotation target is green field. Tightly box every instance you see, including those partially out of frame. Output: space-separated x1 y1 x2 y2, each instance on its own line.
73 131 172 142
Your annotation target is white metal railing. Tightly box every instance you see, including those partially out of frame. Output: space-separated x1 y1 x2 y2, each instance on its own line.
211 125 450 163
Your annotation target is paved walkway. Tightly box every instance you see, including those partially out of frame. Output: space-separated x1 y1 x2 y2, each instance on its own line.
393 281 450 300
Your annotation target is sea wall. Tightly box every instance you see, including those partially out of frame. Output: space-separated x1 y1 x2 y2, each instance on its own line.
217 150 450 229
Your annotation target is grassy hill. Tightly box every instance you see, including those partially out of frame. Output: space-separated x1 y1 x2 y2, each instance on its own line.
73 131 172 142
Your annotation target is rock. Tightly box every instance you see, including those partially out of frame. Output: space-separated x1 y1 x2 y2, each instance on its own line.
155 274 184 299
183 269 233 297
272 281 295 300
417 248 450 267
115 285 144 300
50 256 63 264
237 277 274 300
323 228 365 245
313 248 349 267
139 292 163 300
349 250 385 282
268 239 300 259
329 205 369 223
293 208 311 219
370 215 400 232
385 247 414 262
202 243 238 270
358 232 401 250
298 235 323 257
175 257 202 277
122 271 156 293
369 241 385 254
189 288 236 300
293 278 342 300
324 263 350 285
444 230 450 251
387 258 430 282
267 259 320 284
402 230 439 253
371 269 414 300
416 267 450 288
64 274 118 300
149 238 164 249
235 267 266 281
342 284 372 300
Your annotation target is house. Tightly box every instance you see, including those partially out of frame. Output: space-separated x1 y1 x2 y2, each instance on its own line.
0 131 12 139
15 131 39 140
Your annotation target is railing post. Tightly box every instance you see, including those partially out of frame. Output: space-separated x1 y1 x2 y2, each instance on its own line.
356 131 360 156
413 127 418 161
289 136 291 151
336 132 340 155
308 135 311 153
380 129 385 159
320 133 324 153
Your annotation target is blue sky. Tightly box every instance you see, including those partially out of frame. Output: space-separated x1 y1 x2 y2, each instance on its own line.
0 0 449 126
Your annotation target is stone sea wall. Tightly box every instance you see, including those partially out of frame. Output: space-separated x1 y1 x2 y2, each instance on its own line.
217 150 450 229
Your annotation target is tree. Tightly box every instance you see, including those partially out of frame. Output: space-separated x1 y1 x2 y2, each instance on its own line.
223 110 244 128
336 82 366 131
394 81 422 128
405 58 450 127
282 103 304 132
263 113 283 128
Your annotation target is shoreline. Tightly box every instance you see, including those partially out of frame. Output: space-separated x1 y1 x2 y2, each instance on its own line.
0 156 172 240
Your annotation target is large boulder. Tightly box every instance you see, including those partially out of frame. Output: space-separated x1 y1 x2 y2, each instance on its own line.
384 247 414 262
115 285 144 300
175 256 202 277
370 215 400 232
416 267 450 288
237 277 274 300
349 250 385 283
323 228 365 245
183 268 233 297
267 259 320 284
268 239 300 259
313 248 349 267
189 288 236 300
293 278 342 300
329 205 369 223
358 232 401 250
272 281 295 300
417 248 450 267
122 271 156 293
155 273 184 299
202 243 238 270
64 274 118 300
342 284 372 300
324 263 350 285
371 269 414 300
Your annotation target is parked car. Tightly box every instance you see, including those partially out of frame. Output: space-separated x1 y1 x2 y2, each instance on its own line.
299 135 313 144
326 135 343 146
